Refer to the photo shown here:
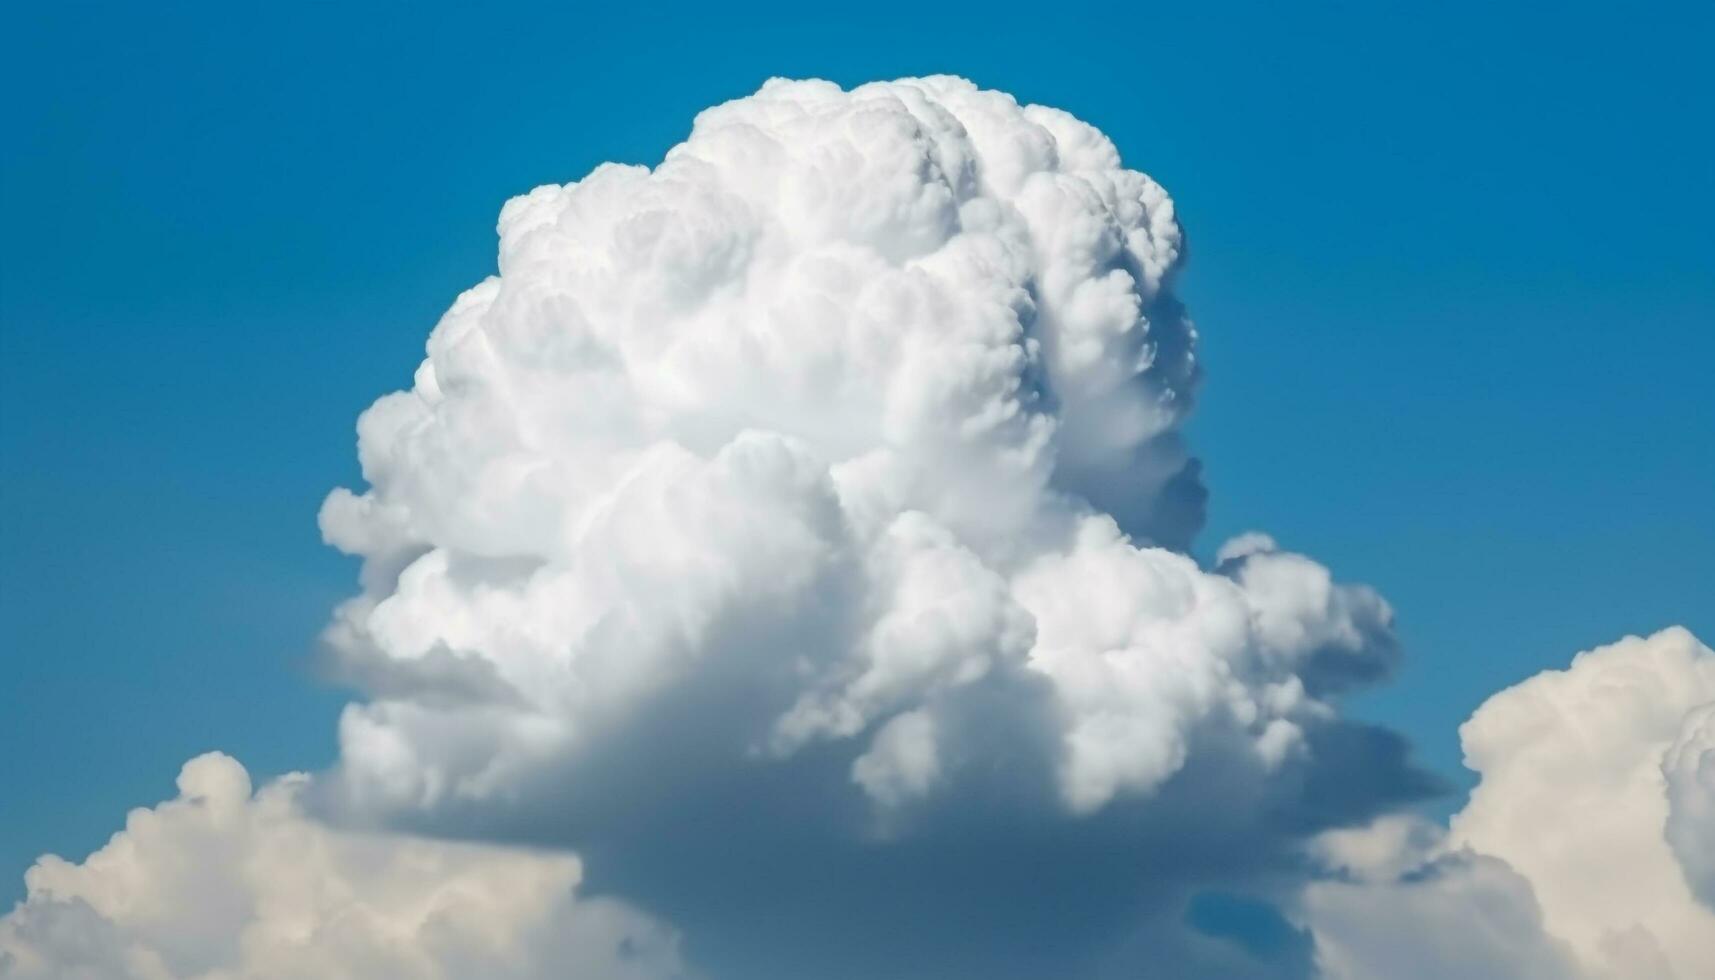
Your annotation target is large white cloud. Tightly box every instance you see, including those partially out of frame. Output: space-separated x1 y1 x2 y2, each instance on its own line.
314 72 1405 820
1300 627 1715 980
302 76 1422 974
0 754 684 980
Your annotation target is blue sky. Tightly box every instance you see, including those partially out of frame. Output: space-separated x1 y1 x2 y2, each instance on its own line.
2 0 1711 912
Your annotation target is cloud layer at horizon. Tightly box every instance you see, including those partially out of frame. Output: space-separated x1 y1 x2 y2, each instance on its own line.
3 77 1709 979
9 628 1710 978
0 754 684 980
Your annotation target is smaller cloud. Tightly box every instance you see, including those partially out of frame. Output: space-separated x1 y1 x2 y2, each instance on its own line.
1298 626 1715 980
0 754 685 980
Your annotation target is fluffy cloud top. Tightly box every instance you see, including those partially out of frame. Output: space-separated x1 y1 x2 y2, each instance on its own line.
1301 627 1715 980
0 754 682 980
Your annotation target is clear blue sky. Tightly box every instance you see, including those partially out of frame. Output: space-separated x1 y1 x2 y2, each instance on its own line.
3 0 1711 902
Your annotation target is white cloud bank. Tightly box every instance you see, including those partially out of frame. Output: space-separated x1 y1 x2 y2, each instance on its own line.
0 754 684 980
1301 626 1715 980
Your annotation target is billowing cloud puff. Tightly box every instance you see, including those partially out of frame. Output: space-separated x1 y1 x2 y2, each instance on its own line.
1300 627 1715 980
0 754 683 980
306 76 1423 973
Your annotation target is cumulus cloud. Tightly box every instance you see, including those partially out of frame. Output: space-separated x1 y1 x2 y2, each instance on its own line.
1300 627 1715 980
0 754 683 980
295 75 1429 974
